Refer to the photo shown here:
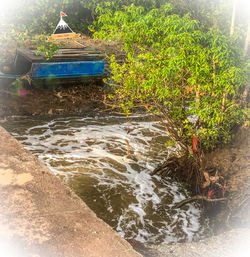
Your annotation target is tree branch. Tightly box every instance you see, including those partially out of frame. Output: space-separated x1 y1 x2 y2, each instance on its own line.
173 195 227 209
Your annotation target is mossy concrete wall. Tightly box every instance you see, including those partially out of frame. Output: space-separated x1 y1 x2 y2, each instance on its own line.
0 126 141 257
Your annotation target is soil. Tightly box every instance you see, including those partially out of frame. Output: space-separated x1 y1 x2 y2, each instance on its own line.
204 127 250 233
0 83 106 118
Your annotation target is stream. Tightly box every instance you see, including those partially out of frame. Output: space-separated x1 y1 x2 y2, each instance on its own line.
3 113 209 244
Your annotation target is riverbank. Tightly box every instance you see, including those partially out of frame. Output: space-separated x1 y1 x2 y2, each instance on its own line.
205 126 250 233
0 83 105 117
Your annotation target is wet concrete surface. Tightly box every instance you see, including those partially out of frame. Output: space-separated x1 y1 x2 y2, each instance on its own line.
0 126 141 257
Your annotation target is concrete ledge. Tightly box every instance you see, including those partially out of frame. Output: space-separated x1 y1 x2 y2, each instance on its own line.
0 126 141 257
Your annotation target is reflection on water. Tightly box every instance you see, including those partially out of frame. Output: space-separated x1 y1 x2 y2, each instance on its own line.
3 113 209 244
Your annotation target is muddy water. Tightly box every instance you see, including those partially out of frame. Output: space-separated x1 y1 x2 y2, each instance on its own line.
3 113 209 244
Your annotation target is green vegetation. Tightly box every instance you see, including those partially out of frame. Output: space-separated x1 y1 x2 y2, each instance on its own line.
35 36 60 60
0 0 249 152
92 2 249 152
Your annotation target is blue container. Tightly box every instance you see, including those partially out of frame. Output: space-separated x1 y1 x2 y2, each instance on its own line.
0 48 105 88
32 61 105 79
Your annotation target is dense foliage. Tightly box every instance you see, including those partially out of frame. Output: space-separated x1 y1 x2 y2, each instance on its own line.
92 3 249 151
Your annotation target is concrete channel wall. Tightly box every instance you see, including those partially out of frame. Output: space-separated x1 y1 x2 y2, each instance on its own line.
0 126 142 257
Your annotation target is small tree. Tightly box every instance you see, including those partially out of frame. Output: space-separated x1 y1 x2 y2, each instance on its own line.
93 3 249 185
94 3 248 150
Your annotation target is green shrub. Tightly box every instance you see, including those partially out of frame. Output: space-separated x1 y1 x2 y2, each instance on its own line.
93 3 249 151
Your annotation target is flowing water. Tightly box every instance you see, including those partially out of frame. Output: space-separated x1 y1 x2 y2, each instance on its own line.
3 113 209 244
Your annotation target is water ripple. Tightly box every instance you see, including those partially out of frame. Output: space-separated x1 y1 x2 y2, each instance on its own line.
3 113 209 244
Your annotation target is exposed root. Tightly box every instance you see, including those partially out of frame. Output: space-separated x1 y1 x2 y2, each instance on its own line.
151 152 227 199
151 154 203 193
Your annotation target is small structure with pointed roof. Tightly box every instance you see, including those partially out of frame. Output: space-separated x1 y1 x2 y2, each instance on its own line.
48 12 79 41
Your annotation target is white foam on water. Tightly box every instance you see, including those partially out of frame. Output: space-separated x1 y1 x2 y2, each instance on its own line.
4 114 208 244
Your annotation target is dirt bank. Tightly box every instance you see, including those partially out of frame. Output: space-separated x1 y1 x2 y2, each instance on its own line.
204 127 250 232
0 83 105 118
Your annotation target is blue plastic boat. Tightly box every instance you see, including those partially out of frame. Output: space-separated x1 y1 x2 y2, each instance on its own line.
0 48 105 87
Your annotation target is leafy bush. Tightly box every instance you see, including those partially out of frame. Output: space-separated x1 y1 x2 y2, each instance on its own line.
35 36 60 60
93 3 249 151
